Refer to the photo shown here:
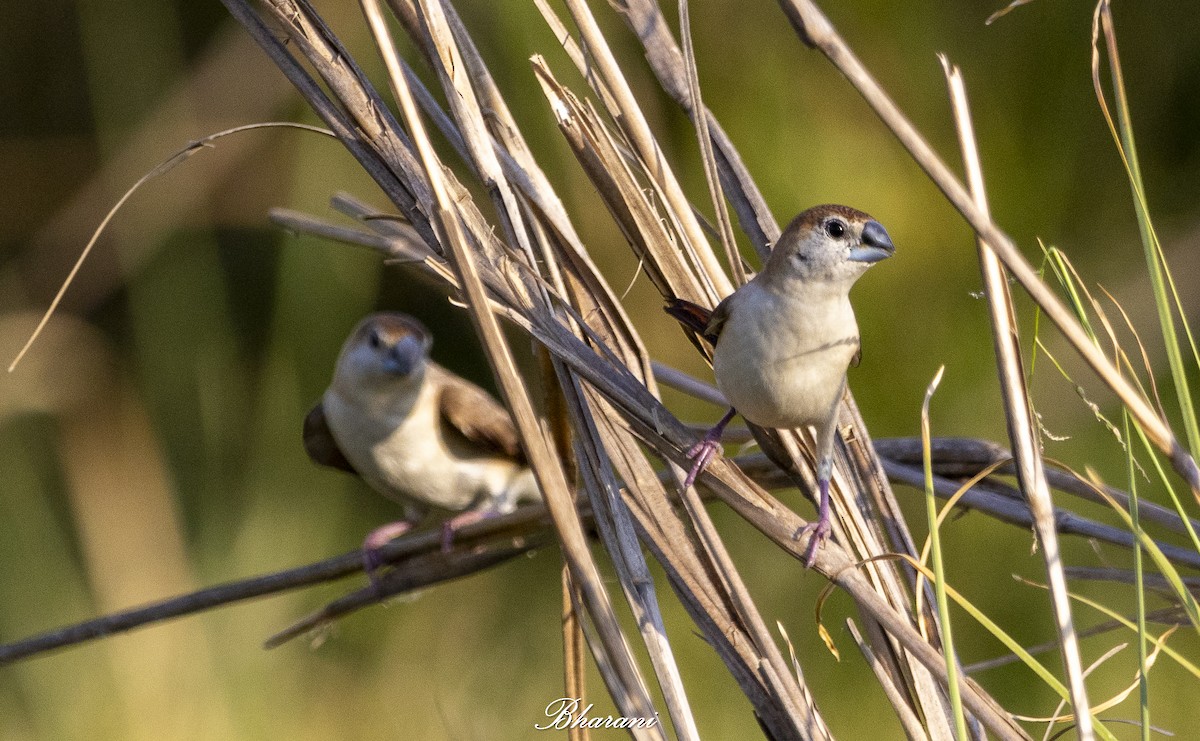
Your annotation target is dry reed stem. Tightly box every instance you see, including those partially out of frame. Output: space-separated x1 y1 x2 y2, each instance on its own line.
533 18 948 731
533 55 829 735
558 0 732 301
562 566 591 741
677 0 746 286
617 0 780 257
391 1 730 732
846 618 929 740
564 378 700 738
942 58 1094 737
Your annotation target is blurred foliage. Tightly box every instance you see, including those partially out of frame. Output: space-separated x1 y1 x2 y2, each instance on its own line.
1 0 1198 738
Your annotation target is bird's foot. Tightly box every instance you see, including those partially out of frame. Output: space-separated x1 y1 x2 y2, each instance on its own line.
682 408 737 490
361 521 413 592
797 513 831 569
683 435 722 490
440 509 500 554
796 477 832 568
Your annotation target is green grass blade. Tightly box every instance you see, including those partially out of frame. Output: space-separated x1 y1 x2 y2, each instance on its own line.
1124 413 1151 741
920 367 968 740
1093 3 1200 460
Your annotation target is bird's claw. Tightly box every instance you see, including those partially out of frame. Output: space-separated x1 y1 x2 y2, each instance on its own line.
683 437 722 490
440 509 497 554
361 521 413 593
682 409 736 490
797 515 831 568
797 476 832 568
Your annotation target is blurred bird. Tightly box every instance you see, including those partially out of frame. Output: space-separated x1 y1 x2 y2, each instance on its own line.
667 204 894 565
304 313 538 576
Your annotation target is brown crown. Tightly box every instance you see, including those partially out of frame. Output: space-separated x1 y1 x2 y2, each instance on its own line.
780 204 875 239
353 312 429 345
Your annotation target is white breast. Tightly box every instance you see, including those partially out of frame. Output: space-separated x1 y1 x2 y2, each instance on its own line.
322 380 523 517
712 280 859 429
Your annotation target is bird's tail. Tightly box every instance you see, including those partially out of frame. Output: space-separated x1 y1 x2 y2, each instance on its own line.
664 298 713 337
664 298 718 361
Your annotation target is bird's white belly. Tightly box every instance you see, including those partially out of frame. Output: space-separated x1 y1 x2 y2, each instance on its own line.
324 390 513 515
712 289 858 429
715 347 847 428
370 422 502 512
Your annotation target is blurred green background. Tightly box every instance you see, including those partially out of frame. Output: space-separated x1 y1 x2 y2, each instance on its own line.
2 0 1198 738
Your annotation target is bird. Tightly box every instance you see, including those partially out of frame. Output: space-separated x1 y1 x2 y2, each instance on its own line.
303 312 539 578
666 204 894 566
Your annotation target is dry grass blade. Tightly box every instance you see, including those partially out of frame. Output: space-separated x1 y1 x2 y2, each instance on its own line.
530 57 824 735
521 135 829 740
778 0 1200 498
846 619 928 741
535 53 945 733
524 318 1026 731
617 0 781 255
8 122 334 373
942 58 1094 738
386 0 576 233
562 374 700 739
556 0 731 301
538 6 1012 734
405 0 540 271
610 4 956 717
677 0 745 286
985 0 1037 26
561 567 590 741
379 11 748 724
530 58 714 310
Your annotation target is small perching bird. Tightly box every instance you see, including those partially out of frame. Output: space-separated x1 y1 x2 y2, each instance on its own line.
303 313 539 575
667 204 894 566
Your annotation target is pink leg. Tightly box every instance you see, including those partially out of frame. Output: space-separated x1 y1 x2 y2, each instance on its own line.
362 521 413 589
440 509 500 553
682 408 737 490
798 475 832 568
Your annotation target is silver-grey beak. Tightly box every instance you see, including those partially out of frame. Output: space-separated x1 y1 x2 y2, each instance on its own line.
382 335 427 376
848 220 895 263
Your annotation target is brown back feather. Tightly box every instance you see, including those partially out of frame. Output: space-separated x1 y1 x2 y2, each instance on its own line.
436 366 526 464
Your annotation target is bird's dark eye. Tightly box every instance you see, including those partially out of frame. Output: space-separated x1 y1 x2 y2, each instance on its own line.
825 219 846 239
368 330 383 350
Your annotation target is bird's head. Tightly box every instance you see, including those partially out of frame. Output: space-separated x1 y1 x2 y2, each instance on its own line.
763 204 895 288
336 312 432 391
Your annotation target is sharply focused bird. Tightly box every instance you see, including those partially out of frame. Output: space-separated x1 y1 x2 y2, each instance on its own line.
304 313 539 574
667 204 894 565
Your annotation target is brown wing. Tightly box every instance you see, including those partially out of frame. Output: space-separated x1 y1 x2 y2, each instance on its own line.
436 366 525 464
303 401 357 474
